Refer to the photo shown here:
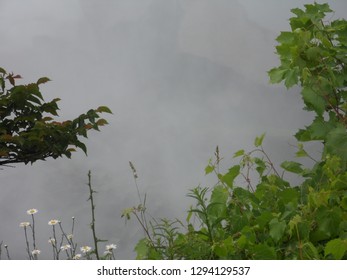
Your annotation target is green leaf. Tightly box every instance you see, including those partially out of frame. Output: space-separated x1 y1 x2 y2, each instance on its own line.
256 211 274 228
96 118 108 126
36 77 51 85
276 32 295 44
295 128 312 142
280 161 303 174
290 8 304 17
0 67 6 75
205 164 214 175
268 68 287 84
252 244 277 260
296 143 309 157
278 188 300 205
324 239 347 259
186 209 193 223
301 87 326 116
310 207 341 242
96 106 113 114
295 116 336 142
305 47 322 61
284 67 299 88
269 218 286 243
214 236 234 258
221 165 240 188
208 186 228 218
254 133 265 147
302 242 320 260
314 3 333 13
341 197 347 210
75 141 87 155
210 185 228 205
233 149 245 158
254 157 266 176
236 235 248 249
325 126 347 161
134 238 149 260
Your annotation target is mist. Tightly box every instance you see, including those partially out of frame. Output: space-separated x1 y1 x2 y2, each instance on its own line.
1 0 346 259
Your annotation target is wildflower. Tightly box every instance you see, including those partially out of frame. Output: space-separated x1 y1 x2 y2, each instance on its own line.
104 250 112 256
61 244 71 251
32 249 41 256
105 244 117 251
67 234 74 240
48 219 60 226
72 254 81 260
27 209 38 215
48 238 56 245
80 246 92 254
19 222 30 227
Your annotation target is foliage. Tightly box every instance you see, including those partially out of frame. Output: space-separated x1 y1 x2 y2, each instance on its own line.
268 2 347 163
0 67 112 166
129 3 347 260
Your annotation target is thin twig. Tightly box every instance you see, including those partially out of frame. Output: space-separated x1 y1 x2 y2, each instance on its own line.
87 170 100 260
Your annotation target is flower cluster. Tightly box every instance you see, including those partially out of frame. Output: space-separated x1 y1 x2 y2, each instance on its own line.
15 206 117 260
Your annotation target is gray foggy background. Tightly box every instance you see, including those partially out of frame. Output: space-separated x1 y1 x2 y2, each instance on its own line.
1 0 346 259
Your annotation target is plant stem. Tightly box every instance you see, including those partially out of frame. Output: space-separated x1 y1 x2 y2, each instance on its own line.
30 214 37 252
24 226 32 260
87 170 100 260
4 245 10 260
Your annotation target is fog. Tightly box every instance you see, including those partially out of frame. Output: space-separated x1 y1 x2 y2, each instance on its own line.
1 0 346 259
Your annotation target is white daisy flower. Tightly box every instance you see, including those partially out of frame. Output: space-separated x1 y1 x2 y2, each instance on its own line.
32 249 41 255
48 219 60 226
48 238 56 245
105 244 117 251
67 234 74 240
19 222 30 227
61 244 71 251
80 246 92 253
72 254 82 260
27 209 38 215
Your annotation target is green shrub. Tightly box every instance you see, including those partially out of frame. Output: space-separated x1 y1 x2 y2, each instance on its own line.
129 2 347 260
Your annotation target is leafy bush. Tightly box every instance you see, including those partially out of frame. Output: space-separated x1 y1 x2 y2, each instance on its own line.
129 3 347 260
0 68 112 166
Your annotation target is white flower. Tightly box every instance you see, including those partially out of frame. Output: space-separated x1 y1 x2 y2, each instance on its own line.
105 244 117 251
80 246 92 253
48 219 60 226
27 209 38 215
72 254 81 260
32 249 41 255
67 234 74 240
19 222 30 227
61 244 71 251
48 238 56 245
104 251 112 256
